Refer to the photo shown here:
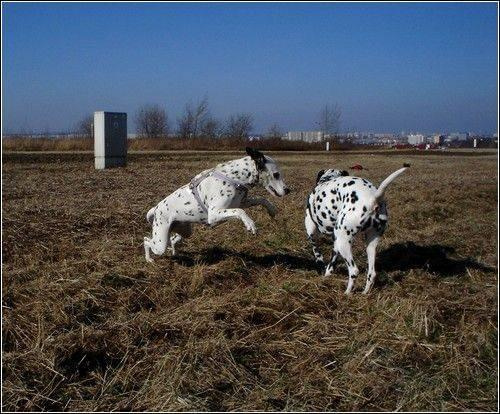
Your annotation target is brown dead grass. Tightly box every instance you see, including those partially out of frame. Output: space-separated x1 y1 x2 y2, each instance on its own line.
2 150 498 411
2 137 94 152
2 136 372 152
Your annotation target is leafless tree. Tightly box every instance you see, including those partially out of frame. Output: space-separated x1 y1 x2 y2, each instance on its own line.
78 115 94 139
318 103 341 139
200 117 221 138
266 123 283 139
177 108 193 139
177 97 210 138
136 104 169 138
224 113 254 139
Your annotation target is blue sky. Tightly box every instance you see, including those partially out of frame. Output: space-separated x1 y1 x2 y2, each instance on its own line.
2 2 498 134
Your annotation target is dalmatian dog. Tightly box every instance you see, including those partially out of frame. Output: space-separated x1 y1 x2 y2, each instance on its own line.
144 148 290 262
305 167 407 294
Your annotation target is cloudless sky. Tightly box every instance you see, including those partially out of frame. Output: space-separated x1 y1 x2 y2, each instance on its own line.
2 2 498 134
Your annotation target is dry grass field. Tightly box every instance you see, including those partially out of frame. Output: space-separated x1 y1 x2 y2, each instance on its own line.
1 136 330 152
2 150 498 411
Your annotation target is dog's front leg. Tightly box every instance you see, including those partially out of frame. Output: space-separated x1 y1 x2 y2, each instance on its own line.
207 207 257 234
241 196 277 218
305 210 325 273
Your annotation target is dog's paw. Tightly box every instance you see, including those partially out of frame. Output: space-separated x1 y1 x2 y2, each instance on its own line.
245 220 257 234
324 265 334 277
345 279 355 295
362 285 373 295
146 257 154 263
315 261 325 275
267 204 278 218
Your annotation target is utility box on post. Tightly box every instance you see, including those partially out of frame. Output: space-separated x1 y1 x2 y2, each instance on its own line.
94 111 127 169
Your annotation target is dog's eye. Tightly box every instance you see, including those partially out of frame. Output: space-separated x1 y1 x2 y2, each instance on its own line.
273 172 280 179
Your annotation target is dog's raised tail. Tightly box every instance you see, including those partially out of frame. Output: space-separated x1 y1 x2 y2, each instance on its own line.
374 167 407 203
146 207 155 224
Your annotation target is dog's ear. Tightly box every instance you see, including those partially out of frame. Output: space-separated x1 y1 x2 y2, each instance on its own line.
246 147 266 170
340 170 349 176
246 147 263 159
316 170 325 183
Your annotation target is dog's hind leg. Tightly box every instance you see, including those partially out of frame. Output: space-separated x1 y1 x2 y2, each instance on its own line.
305 210 324 272
144 236 154 262
146 207 156 224
334 230 359 294
324 234 338 277
363 228 380 294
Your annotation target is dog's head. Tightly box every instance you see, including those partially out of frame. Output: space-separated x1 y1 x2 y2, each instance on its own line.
246 147 290 197
316 168 349 184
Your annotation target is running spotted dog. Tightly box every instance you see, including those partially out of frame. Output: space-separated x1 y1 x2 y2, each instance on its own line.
144 148 290 262
305 167 407 294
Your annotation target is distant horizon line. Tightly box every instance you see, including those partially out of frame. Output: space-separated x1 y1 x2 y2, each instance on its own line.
3 129 498 137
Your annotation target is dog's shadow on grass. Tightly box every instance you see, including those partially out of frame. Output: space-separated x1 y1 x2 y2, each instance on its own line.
173 241 495 280
172 246 320 272
376 241 495 279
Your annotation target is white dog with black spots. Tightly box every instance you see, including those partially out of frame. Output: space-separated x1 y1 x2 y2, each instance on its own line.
144 148 290 262
305 167 407 294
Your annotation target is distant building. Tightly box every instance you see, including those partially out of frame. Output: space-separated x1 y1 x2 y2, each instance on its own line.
407 134 425 145
433 134 445 145
373 133 395 139
286 131 324 142
448 132 468 141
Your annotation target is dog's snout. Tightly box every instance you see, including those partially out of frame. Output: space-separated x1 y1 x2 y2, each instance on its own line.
284 187 291 195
